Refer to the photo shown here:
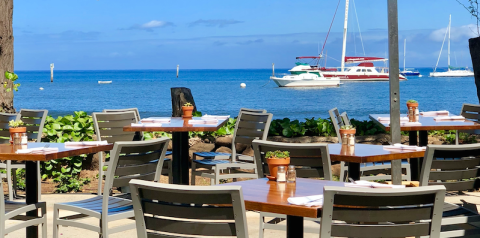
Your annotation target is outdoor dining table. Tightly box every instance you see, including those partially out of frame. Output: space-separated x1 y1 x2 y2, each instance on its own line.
327 143 425 181
123 117 228 185
370 113 480 180
222 178 347 238
0 142 113 238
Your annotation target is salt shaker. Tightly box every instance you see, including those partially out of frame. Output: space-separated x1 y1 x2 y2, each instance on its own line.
348 134 355 146
414 108 420 122
408 107 414 122
287 165 296 183
277 166 286 182
21 133 28 145
342 134 348 145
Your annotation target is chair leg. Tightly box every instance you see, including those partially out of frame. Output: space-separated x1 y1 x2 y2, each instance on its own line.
214 166 220 185
191 155 197 185
339 162 347 182
259 212 265 238
97 152 104 195
42 217 47 238
405 163 412 181
6 162 13 201
12 168 17 199
100 218 108 238
37 162 42 201
53 207 60 238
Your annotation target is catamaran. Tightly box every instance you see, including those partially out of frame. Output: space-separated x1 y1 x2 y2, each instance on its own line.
285 0 406 81
400 39 420 76
271 72 341 87
430 15 474 77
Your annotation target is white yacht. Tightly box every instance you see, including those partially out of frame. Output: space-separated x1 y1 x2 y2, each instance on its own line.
271 72 341 87
430 15 474 77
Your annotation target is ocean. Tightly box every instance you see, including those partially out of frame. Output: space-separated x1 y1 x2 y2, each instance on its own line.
14 67 478 121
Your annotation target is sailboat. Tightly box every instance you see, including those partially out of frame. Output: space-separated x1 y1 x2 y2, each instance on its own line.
287 0 406 81
400 39 420 76
430 15 474 77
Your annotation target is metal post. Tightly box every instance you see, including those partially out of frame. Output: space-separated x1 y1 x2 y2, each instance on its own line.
388 0 402 185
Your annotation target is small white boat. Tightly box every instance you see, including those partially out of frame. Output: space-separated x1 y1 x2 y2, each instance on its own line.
271 73 341 87
98 81 112 84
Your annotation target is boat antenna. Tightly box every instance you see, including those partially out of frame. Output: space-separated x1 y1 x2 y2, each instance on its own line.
352 0 365 56
320 0 342 58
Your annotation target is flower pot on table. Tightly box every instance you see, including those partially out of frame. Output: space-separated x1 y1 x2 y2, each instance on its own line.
266 157 290 181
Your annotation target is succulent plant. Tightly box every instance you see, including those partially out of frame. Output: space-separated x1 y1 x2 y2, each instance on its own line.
340 125 355 130
265 150 290 159
8 120 24 128
184 102 193 107
407 99 418 103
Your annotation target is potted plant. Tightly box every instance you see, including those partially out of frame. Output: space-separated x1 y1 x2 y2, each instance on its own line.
406 99 418 109
9 120 26 144
182 102 194 118
339 125 356 145
265 150 290 181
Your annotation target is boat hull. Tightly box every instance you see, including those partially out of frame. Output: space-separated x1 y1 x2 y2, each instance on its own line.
291 70 407 81
429 70 474 77
401 72 420 76
271 76 341 87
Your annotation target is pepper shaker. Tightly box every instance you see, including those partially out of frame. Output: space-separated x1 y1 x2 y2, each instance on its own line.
287 165 296 183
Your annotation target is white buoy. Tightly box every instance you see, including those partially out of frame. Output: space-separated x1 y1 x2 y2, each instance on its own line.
240 83 246 88
39 87 44 90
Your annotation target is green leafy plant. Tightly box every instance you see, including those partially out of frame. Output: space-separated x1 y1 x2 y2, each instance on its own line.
4 71 20 92
406 99 418 103
265 150 290 159
340 125 355 130
8 119 24 128
183 102 193 107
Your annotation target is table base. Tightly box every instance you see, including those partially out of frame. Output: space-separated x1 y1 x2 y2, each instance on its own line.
172 132 189 185
347 162 361 181
26 161 39 238
286 215 304 238
409 131 428 181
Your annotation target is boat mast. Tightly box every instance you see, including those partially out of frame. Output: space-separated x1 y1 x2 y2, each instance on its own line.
403 39 406 72
341 0 349 72
448 14 451 71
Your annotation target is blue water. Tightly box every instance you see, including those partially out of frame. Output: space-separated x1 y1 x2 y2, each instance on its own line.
14 68 478 120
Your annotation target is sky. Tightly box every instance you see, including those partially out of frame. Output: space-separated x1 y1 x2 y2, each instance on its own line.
12 0 480 70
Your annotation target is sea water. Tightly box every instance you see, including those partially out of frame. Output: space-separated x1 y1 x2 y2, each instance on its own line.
14 67 477 120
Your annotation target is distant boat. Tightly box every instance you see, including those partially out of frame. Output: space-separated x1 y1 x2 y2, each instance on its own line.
98 81 112 84
400 39 420 77
430 15 474 77
271 72 341 87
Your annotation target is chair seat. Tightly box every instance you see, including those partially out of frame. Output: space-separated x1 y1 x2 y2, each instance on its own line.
361 159 409 167
443 202 477 217
5 201 31 214
193 152 231 158
165 151 172 156
58 196 133 216
193 159 232 165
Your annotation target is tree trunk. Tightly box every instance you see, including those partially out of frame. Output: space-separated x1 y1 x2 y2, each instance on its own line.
171 87 197 117
469 37 480 104
0 0 14 112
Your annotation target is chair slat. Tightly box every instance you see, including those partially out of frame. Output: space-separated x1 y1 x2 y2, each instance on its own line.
333 206 433 223
429 168 480 180
462 104 480 114
429 180 478 191
20 110 45 117
334 193 436 207
331 223 430 238
234 136 255 145
290 157 324 167
113 172 156 188
235 128 264 138
120 144 164 154
433 149 480 159
296 168 325 178
142 201 235 220
98 121 135 128
21 118 43 124
462 113 480 120
144 216 236 236
138 188 233 204
237 121 266 130
98 128 134 136
100 134 135 143
431 157 480 170
239 114 270 122
115 161 157 176
25 126 40 132
95 112 136 121
118 151 162 165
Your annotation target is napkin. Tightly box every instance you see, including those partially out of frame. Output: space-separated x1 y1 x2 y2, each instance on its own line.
345 180 406 189
188 119 218 124
434 116 465 121
140 118 171 123
378 117 409 122
420 110 449 117
65 141 108 147
131 123 163 127
16 147 59 154
397 122 422 126
383 143 426 151
201 115 230 120
287 195 324 207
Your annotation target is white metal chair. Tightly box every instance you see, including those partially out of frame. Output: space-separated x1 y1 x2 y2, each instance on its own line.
419 144 480 237
0 178 47 237
329 107 411 181
319 185 445 238
129 179 249 238
253 140 332 237
52 137 170 238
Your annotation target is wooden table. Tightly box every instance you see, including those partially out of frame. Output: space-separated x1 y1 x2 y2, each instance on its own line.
0 142 113 238
223 178 347 238
327 143 424 181
370 113 480 180
123 117 228 185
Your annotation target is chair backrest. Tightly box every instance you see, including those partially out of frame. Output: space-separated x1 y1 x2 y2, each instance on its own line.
460 103 480 134
19 109 48 142
0 113 20 144
419 144 480 191
252 140 332 180
92 111 137 143
329 107 351 141
129 179 248 238
231 111 272 161
103 108 141 122
103 138 170 197
238 108 266 117
320 185 446 238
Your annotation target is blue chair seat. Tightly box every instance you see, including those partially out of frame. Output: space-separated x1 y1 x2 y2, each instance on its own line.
361 159 409 168
193 152 231 158
193 159 232 165
165 151 172 156
59 196 133 215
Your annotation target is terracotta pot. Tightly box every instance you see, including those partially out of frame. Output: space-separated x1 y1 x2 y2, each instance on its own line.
406 102 418 108
182 106 194 118
267 157 290 181
339 128 356 136
9 127 26 144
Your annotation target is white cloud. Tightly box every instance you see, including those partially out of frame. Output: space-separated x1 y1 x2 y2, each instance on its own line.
430 24 478 42
140 20 173 29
